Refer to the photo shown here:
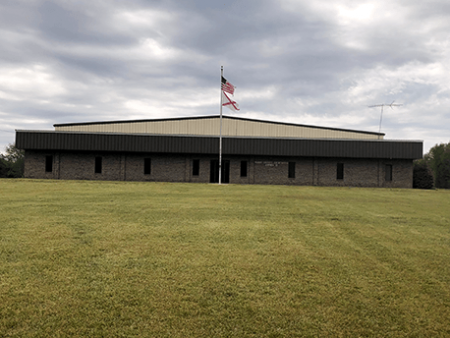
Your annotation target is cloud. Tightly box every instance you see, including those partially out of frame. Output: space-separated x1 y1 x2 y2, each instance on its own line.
0 0 449 154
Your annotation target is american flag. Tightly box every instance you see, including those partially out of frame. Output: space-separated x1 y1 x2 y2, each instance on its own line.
221 76 235 95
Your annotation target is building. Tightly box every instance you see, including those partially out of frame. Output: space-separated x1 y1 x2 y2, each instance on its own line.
15 115 423 188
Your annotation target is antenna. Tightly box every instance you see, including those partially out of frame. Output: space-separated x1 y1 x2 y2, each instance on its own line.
368 101 402 139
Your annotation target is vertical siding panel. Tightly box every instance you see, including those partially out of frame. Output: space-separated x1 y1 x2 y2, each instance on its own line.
135 135 141 152
41 133 47 149
78 134 84 150
132 135 137 152
62 134 67 150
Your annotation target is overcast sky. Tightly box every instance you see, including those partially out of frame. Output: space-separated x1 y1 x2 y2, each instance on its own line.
1 0 449 154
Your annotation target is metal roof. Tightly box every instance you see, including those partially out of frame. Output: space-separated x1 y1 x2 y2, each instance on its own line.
53 115 384 137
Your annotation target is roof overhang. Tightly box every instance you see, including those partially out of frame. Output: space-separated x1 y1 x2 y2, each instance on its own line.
16 130 423 160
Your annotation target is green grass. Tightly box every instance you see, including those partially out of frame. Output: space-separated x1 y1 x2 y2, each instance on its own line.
1 179 450 337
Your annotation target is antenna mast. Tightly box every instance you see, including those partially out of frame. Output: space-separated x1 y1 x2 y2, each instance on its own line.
368 101 402 139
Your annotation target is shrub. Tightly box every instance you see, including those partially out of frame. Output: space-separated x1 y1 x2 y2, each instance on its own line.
413 161 434 189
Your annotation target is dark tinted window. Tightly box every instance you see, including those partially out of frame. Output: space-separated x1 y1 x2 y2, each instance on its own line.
144 158 151 175
385 164 392 181
95 157 102 174
193 159 200 176
337 163 344 180
45 155 53 172
240 161 247 177
288 162 296 178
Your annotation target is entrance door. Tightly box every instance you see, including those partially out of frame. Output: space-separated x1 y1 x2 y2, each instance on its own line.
210 160 230 183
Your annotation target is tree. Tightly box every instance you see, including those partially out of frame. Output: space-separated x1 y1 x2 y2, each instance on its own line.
0 143 24 178
423 142 450 189
0 156 8 178
413 161 434 189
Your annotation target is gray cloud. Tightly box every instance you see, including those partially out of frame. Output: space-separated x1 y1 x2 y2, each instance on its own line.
1 0 449 154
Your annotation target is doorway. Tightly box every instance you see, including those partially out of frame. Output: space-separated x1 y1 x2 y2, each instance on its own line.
210 160 230 183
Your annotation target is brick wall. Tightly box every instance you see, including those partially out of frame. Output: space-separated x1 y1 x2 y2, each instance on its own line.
251 157 314 186
59 152 123 181
317 158 380 187
124 154 187 182
380 159 413 189
229 158 253 185
23 150 414 188
189 158 210 184
24 150 57 179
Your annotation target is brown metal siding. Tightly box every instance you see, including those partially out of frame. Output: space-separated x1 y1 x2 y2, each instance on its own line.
16 131 422 159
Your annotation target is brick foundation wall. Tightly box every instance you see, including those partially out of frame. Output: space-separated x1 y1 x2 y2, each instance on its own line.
23 150 414 188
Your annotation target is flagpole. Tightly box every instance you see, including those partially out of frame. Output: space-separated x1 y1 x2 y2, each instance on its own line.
219 66 223 185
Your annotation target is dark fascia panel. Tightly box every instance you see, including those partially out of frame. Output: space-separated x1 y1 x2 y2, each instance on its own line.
53 115 384 137
16 130 423 159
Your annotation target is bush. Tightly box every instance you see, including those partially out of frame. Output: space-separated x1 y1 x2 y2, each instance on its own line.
413 161 434 189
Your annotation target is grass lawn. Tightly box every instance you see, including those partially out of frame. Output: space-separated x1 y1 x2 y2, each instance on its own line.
1 179 450 337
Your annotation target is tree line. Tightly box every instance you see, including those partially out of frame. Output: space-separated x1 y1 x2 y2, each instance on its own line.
414 141 450 189
0 143 24 178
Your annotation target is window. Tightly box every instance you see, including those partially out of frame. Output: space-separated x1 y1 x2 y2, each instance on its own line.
385 164 393 181
45 155 53 173
144 158 151 175
240 161 247 177
95 156 102 174
192 159 200 176
288 162 296 178
337 163 344 180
